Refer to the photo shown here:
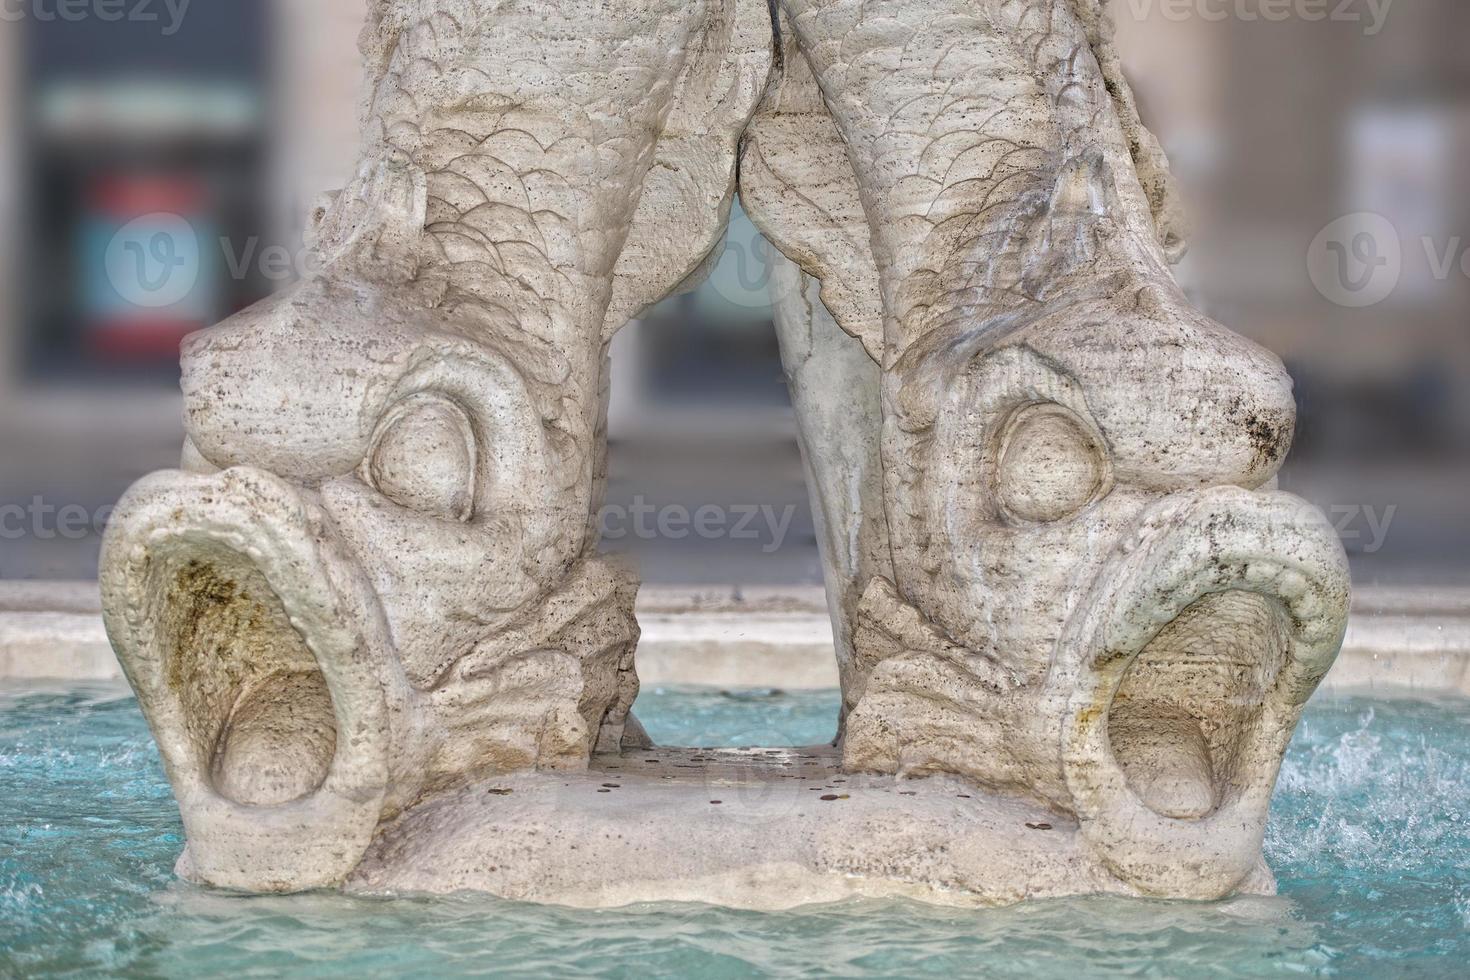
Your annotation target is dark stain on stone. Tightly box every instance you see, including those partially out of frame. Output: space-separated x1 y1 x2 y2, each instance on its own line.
168 561 247 692
1245 412 1288 468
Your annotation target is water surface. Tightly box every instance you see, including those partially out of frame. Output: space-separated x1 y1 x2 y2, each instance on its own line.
2 683 1466 977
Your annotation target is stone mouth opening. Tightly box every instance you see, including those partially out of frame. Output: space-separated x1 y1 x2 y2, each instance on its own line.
157 548 338 808
1107 589 1291 820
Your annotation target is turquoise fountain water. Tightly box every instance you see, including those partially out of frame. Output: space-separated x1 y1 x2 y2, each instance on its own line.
2 683 1467 977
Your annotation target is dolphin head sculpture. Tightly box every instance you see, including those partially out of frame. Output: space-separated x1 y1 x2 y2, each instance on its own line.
101 160 642 892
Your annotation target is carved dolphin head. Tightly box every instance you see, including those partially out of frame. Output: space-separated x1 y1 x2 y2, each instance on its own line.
846 274 1349 898
101 259 640 893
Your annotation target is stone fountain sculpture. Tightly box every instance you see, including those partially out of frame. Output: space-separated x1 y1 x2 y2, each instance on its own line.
100 0 1350 908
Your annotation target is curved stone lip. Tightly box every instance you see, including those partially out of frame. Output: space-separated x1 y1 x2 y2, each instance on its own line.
1058 487 1351 898
100 467 401 892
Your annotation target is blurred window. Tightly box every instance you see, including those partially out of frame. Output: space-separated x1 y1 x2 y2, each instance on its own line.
20 1 272 381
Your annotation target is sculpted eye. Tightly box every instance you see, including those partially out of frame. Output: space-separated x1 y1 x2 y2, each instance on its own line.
364 394 477 522
994 403 1109 524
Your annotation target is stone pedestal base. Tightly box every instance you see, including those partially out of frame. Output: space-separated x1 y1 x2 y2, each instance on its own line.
343 746 1274 910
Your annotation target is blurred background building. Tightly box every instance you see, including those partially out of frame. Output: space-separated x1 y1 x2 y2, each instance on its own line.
1 0 1466 587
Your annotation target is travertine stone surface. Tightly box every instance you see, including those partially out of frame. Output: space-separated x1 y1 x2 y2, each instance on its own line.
343 746 1276 909
101 0 1349 905
746 0 1349 899
103 0 771 893
771 260 890 722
